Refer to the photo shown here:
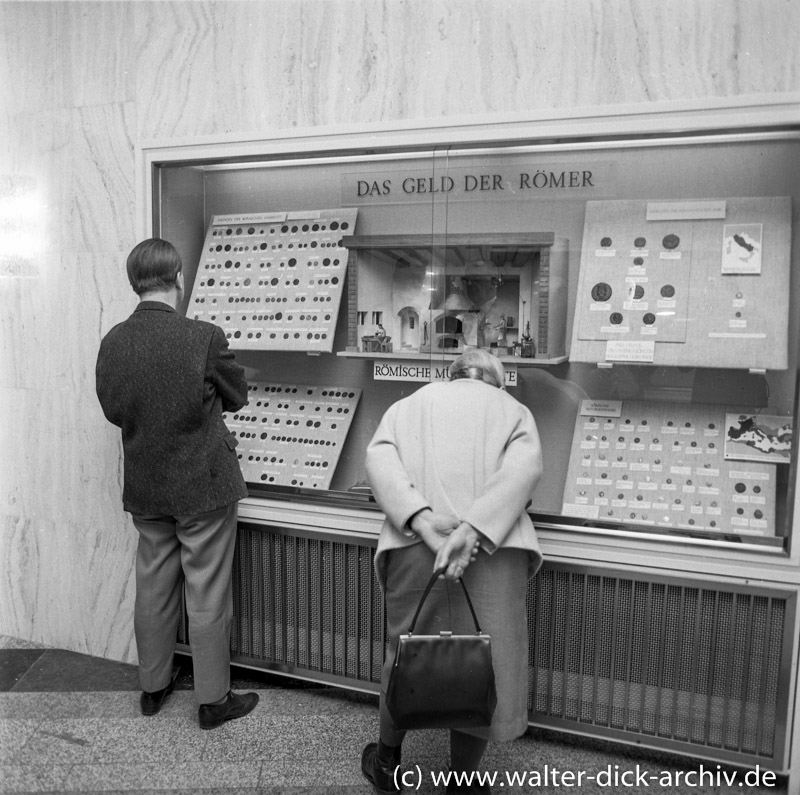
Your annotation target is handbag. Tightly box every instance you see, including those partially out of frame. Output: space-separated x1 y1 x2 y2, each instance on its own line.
385 566 497 730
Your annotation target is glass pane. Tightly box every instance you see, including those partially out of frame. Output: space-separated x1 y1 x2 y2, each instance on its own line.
155 129 799 553
435 136 798 548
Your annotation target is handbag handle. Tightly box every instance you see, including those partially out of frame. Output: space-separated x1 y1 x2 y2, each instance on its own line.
407 566 484 635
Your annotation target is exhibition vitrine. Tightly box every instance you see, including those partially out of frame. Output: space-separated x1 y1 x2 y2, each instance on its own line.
143 103 800 776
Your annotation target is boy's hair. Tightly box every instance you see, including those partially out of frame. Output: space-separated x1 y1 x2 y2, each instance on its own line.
126 238 182 296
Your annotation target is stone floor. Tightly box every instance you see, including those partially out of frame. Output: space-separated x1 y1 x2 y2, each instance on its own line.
0 635 788 793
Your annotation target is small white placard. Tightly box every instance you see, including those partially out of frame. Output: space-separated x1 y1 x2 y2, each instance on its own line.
562 503 600 519
646 200 726 220
213 212 288 224
373 361 447 383
372 360 517 387
605 340 656 363
579 399 623 418
708 332 766 340
600 326 630 334
729 470 771 481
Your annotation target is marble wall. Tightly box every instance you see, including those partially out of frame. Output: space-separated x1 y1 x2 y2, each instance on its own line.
1 0 798 663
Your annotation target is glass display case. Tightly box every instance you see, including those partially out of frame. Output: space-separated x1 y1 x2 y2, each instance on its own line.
156 127 799 556
144 106 800 775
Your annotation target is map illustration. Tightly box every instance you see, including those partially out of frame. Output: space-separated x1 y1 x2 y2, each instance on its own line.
721 223 762 274
724 413 792 463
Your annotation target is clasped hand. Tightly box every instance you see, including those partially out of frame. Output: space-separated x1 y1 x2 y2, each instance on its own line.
410 510 481 581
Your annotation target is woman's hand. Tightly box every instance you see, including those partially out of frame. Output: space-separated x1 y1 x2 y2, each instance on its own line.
434 521 482 580
408 509 459 555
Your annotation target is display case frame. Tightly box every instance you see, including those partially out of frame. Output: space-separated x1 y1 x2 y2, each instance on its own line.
138 96 800 582
140 96 800 784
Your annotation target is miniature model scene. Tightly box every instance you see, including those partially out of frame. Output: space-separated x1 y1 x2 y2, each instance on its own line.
344 233 568 362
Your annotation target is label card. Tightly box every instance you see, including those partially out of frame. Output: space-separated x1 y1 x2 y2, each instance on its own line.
646 200 727 221
605 340 656 363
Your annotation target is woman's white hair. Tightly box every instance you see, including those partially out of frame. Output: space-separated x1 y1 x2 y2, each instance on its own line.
448 348 505 389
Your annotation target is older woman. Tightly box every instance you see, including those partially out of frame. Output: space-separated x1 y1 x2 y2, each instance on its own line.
361 348 544 795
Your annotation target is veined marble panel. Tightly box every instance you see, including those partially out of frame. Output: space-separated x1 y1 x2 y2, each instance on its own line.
132 0 800 141
0 386 126 533
0 254 135 391
0 103 137 264
1 1 134 113
0 512 137 663
0 2 60 115
133 1 218 140
59 1 135 108
0 109 71 259
67 102 137 254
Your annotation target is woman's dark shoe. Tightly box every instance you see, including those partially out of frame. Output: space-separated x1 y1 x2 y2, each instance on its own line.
198 690 259 729
361 740 402 793
140 681 175 716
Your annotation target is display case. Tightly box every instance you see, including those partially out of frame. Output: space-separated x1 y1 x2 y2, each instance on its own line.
156 129 798 552
142 103 800 780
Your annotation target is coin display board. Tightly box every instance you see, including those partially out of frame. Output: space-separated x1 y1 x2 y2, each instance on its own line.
225 382 362 490
561 400 776 537
189 209 358 352
569 197 791 370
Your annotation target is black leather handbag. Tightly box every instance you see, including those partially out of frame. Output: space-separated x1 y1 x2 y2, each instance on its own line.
385 566 497 730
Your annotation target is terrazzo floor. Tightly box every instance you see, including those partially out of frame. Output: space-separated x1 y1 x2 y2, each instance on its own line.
0 634 788 794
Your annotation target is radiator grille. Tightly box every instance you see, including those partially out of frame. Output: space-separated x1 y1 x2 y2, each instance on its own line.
223 524 384 684
179 525 792 766
527 566 791 763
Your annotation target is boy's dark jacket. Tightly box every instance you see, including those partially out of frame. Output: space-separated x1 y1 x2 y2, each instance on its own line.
96 301 248 515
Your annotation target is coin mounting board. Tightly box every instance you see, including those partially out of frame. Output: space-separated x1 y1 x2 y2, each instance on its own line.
561 400 776 537
188 209 358 352
225 382 362 490
569 198 791 369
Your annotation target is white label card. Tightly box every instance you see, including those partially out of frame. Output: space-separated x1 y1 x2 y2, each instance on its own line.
646 200 727 220
373 360 517 387
605 340 656 363
580 399 623 418
213 212 288 224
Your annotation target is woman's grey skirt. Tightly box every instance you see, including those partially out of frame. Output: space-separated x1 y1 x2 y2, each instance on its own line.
381 541 530 741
